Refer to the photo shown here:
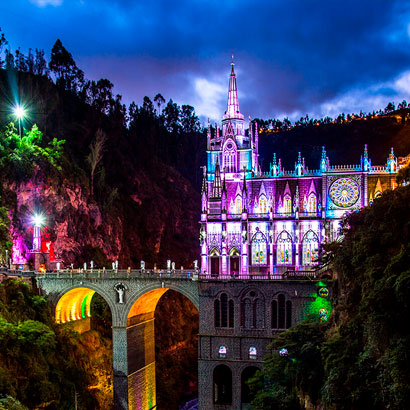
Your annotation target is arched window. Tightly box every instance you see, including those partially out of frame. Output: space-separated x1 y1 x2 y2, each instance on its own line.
278 294 286 329
276 231 293 265
308 193 317 213
271 300 277 328
218 345 227 358
259 195 267 214
241 290 265 329
214 299 220 327
283 194 292 214
302 230 319 265
214 365 232 404
241 298 253 328
249 346 257 360
223 140 237 173
229 300 234 327
251 231 267 265
235 195 242 214
272 294 292 330
221 293 228 327
215 293 234 328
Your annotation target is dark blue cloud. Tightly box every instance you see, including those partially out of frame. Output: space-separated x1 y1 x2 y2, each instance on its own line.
1 0 410 120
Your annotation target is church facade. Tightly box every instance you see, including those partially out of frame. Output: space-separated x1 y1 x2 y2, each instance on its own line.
199 63 401 278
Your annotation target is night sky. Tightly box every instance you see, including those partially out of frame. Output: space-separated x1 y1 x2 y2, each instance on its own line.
1 0 410 122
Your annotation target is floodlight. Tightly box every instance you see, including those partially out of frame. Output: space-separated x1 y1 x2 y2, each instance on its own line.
14 105 25 119
32 213 45 227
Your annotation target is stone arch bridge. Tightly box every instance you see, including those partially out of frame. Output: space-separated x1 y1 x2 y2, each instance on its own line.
37 269 200 410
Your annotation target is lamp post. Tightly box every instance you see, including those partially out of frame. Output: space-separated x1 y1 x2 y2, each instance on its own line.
31 212 45 252
13 105 25 137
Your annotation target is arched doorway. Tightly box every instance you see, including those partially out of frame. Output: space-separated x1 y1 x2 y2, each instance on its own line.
213 364 232 405
210 248 221 276
241 366 259 409
229 247 240 276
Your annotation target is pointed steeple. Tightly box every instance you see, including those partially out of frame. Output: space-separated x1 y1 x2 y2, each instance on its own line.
212 158 222 198
320 146 329 172
223 58 244 120
361 144 371 172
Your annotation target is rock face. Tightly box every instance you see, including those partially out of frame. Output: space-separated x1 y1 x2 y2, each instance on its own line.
6 162 200 269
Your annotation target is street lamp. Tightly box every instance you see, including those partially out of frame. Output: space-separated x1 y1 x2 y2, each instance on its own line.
13 105 25 136
31 212 46 252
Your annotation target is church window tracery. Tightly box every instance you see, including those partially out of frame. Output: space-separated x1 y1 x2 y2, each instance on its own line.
276 231 293 265
302 230 319 265
235 195 242 214
307 193 317 213
251 231 267 265
283 194 292 214
259 195 267 214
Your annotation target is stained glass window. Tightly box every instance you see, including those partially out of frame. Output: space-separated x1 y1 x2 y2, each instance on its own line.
307 193 317 213
283 195 292 214
302 230 319 265
329 178 359 208
235 195 242 214
277 231 292 265
259 195 267 214
249 346 257 359
251 231 267 265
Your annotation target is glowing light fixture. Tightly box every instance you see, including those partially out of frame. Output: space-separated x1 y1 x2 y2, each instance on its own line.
13 104 26 137
13 105 25 119
31 212 46 252
32 213 46 227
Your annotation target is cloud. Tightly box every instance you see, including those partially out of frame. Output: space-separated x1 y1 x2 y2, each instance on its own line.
29 0 63 7
192 77 226 122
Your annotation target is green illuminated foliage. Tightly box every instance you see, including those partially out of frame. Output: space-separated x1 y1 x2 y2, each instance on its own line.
253 185 410 409
0 123 65 180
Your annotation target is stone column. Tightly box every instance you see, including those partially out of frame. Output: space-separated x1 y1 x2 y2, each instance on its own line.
113 326 129 410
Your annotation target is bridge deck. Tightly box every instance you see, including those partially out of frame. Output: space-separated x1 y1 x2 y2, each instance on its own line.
1 267 331 281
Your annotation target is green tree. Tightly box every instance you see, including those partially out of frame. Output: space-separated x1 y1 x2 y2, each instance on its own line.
0 123 65 180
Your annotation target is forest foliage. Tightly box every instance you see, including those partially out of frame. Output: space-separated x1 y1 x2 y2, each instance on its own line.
250 184 410 410
0 279 110 409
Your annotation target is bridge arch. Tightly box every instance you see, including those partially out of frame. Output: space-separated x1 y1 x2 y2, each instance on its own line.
51 283 117 326
122 281 199 325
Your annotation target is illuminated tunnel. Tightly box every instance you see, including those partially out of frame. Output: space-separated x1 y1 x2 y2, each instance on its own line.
55 287 96 324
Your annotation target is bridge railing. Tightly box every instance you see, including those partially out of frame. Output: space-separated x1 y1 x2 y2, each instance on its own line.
35 269 200 280
1 266 332 281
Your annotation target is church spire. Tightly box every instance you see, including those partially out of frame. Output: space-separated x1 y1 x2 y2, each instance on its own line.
225 58 242 119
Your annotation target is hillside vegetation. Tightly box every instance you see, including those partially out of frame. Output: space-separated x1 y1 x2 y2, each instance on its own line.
250 183 410 410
